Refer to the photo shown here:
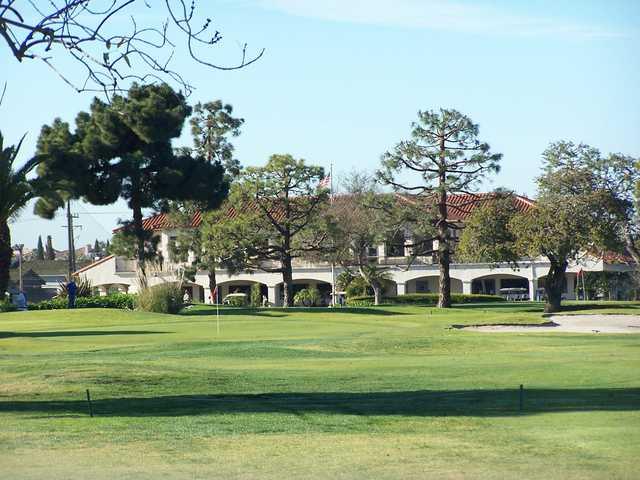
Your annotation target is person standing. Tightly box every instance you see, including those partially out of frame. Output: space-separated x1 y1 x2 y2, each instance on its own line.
67 278 77 309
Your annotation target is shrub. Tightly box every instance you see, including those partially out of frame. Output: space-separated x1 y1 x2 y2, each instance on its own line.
0 298 17 313
294 287 322 307
346 293 504 306
225 295 247 307
136 283 184 314
250 283 263 307
345 276 370 298
29 293 136 311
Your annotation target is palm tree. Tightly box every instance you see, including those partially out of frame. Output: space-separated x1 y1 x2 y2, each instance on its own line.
0 132 41 295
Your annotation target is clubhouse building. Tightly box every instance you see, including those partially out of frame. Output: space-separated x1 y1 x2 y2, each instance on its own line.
75 194 634 305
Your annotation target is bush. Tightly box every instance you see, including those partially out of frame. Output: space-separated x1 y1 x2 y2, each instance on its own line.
294 287 322 307
250 283 263 307
347 293 504 306
136 283 184 314
0 298 17 313
345 276 370 298
225 295 247 307
29 293 136 311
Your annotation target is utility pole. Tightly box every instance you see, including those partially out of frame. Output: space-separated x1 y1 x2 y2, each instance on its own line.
64 200 81 278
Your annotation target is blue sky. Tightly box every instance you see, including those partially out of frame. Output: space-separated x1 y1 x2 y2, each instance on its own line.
3 0 639 250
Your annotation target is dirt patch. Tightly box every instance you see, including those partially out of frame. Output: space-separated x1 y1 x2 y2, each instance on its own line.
459 315 640 334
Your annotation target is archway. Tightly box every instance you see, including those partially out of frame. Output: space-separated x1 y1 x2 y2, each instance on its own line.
216 280 268 304
471 274 529 296
275 278 333 306
405 276 463 294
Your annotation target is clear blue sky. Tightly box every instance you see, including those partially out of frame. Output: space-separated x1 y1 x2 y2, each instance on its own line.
3 0 639 250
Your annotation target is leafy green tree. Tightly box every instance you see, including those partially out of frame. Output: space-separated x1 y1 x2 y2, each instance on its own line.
34 83 229 272
201 154 329 307
378 109 501 308
0 133 41 294
166 99 244 300
109 228 160 262
578 153 640 265
326 172 416 305
457 191 522 264
36 235 45 261
459 142 621 313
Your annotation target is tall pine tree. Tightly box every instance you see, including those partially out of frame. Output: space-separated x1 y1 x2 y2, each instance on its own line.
34 83 229 272
36 235 45 260
378 109 501 308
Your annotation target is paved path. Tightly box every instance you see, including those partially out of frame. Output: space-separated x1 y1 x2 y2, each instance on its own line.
468 314 640 334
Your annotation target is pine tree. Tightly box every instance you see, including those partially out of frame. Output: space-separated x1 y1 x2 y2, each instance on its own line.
36 235 45 260
34 83 229 272
45 235 55 260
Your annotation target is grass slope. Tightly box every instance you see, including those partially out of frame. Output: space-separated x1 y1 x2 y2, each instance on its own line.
1 302 639 479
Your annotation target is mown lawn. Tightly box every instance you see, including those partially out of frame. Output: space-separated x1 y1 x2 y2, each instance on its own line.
1 302 639 479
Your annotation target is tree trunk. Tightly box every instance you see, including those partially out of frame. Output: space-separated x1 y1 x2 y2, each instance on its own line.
282 248 293 307
436 137 451 309
0 220 12 295
208 269 217 304
372 283 382 306
282 255 293 307
544 259 568 313
131 195 146 275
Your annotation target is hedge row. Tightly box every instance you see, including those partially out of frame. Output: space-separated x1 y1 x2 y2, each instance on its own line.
347 293 504 306
28 293 136 311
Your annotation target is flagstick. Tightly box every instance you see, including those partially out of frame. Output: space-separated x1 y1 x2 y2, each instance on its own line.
216 301 220 335
329 162 336 307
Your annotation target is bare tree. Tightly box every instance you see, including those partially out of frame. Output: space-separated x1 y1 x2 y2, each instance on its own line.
0 1 263 95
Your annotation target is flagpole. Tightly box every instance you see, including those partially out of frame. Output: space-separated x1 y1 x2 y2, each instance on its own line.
329 162 336 307
213 286 220 334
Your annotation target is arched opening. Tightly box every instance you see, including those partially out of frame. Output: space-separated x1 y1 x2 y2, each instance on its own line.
216 280 268 304
405 276 463 294
472 274 529 300
275 279 333 306
537 273 576 300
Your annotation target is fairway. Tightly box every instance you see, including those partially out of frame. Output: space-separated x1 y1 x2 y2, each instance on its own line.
1 303 639 479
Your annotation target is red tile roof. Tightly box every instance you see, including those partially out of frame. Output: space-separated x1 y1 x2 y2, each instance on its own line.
113 193 536 233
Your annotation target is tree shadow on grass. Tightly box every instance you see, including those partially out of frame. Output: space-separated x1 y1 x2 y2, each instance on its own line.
180 307 405 317
2 388 638 418
0 330 170 339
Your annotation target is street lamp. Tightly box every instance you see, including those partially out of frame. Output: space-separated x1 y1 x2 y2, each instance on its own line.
12 244 24 292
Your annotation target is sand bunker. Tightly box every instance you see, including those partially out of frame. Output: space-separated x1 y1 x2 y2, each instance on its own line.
465 315 640 334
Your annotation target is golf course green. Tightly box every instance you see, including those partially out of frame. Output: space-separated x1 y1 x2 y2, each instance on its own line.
1 302 638 479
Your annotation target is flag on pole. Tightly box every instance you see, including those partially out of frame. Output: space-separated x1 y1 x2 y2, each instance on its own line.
319 174 331 190
211 285 219 304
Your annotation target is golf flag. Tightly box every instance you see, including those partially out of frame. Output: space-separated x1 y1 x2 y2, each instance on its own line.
211 285 219 304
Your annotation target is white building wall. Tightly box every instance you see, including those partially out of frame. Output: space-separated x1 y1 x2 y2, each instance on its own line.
77 240 621 305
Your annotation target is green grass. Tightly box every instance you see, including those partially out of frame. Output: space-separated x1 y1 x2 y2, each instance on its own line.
1 302 639 479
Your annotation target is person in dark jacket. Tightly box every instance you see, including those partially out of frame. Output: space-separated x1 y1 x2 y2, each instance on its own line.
67 279 77 309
